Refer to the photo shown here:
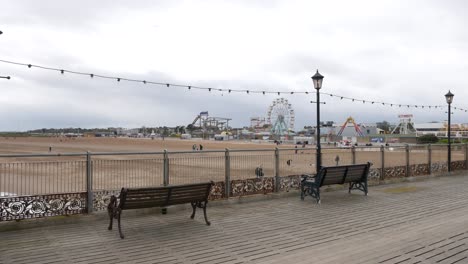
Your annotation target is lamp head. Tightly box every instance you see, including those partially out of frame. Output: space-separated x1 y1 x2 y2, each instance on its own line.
311 70 324 90
445 90 454 105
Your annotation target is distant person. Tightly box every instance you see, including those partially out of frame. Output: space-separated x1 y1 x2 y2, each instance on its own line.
49 146 52 152
286 159 292 166
295 145 298 154
199 144 203 151
255 167 264 178
192 144 197 151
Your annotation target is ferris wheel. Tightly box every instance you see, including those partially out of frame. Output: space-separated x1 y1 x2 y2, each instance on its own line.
267 98 295 137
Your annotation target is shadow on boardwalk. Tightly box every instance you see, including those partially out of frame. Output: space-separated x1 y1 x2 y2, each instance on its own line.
2 175 468 264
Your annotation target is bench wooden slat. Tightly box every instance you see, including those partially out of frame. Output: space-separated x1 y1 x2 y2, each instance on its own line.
118 182 212 210
123 200 167 209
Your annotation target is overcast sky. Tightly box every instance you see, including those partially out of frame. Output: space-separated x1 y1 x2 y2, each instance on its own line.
1 0 467 131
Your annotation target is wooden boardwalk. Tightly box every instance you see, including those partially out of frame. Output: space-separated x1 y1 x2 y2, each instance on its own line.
2 174 468 264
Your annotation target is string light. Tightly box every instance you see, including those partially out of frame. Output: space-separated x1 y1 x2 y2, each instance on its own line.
0 58 465 112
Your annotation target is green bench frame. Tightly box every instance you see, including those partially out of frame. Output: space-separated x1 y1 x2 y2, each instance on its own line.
301 163 371 203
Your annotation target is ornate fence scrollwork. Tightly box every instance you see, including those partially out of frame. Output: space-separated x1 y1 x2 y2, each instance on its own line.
451 161 466 171
431 162 448 174
93 190 121 211
279 175 301 192
369 168 381 181
209 181 225 200
231 177 275 197
384 166 406 179
410 164 430 176
0 193 86 221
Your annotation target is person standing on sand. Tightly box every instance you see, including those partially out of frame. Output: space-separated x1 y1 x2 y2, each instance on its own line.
199 144 203 151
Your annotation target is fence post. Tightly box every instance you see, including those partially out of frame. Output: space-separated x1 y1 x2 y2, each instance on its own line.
163 149 169 186
465 143 468 170
380 146 385 181
405 144 410 177
428 144 432 175
162 150 169 214
274 147 280 192
351 146 356 165
86 151 93 214
225 148 231 199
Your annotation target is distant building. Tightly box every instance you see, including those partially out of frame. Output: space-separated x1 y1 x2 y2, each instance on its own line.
414 123 445 137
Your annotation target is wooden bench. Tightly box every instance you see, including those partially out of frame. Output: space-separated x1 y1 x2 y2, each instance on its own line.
107 181 213 239
301 163 371 203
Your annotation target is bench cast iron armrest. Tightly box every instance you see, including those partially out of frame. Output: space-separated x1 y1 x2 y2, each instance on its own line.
301 174 316 182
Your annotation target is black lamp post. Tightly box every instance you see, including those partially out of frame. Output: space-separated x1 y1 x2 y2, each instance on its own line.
445 91 454 172
312 70 324 173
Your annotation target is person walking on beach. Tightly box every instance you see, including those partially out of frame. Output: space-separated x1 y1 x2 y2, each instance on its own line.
199 144 203 151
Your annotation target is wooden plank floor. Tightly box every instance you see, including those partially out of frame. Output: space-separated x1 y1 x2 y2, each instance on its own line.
2 175 468 264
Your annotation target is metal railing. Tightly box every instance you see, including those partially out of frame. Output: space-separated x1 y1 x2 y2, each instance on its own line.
0 143 467 217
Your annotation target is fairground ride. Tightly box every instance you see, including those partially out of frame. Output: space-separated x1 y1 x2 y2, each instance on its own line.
267 98 295 138
337 116 364 137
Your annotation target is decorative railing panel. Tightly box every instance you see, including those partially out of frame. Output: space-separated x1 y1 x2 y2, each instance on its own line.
369 168 381 181
409 164 430 176
384 166 407 179
278 175 301 192
93 190 120 211
0 193 86 221
431 162 448 174
209 181 225 200
231 177 274 197
451 161 466 171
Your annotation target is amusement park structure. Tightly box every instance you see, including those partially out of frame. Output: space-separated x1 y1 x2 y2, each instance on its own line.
391 114 416 135
337 117 364 137
190 111 231 137
267 98 295 138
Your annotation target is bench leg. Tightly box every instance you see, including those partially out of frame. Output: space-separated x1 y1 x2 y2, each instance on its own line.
190 202 197 219
300 184 305 200
202 201 211 226
349 181 368 196
315 188 321 204
117 209 124 239
190 201 210 225
107 195 117 231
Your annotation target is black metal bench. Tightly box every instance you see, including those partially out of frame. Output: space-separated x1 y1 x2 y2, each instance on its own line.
301 163 371 203
107 181 213 239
